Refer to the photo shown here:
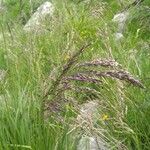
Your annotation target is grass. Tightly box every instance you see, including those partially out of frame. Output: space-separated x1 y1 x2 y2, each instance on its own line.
0 0 150 149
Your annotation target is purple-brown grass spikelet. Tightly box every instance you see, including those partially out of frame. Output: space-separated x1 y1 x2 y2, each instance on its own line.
73 70 144 88
77 59 121 68
64 73 102 84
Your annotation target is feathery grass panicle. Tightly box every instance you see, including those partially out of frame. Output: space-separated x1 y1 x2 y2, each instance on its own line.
77 59 120 68
80 70 144 88
64 73 102 84
44 56 144 122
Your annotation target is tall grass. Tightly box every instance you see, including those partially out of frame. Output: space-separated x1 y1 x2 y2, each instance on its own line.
0 0 150 149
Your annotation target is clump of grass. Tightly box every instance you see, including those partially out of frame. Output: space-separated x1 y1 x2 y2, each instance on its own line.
43 45 144 120
0 0 150 149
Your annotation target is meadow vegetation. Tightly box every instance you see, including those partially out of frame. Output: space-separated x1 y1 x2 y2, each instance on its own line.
0 0 150 149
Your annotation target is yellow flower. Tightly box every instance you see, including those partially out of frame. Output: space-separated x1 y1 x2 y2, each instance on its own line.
64 54 70 61
102 114 109 121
